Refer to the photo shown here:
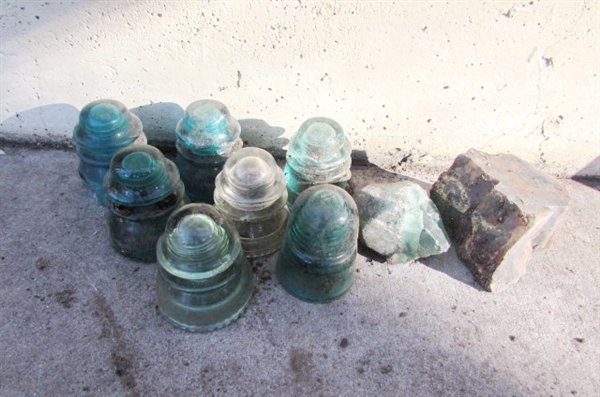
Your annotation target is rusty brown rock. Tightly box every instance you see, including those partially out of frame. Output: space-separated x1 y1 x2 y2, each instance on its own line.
431 149 570 292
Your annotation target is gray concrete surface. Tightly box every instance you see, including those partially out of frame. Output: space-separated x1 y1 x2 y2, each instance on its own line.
0 147 598 397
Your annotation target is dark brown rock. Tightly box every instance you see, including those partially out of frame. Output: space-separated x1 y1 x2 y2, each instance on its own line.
431 149 570 292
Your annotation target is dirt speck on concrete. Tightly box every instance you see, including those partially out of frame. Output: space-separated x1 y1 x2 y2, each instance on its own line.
54 286 76 309
93 292 140 396
35 256 49 271
289 347 314 383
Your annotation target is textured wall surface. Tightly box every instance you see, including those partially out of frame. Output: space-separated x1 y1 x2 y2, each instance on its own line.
1 0 598 176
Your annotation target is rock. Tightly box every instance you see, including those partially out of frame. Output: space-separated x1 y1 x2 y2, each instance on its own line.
356 181 451 264
430 149 570 292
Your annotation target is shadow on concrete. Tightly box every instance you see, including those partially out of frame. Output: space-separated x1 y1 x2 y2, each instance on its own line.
357 241 387 264
130 102 184 154
571 156 600 191
420 247 483 291
0 103 79 150
0 103 79 135
350 150 432 193
239 118 288 159
0 102 187 153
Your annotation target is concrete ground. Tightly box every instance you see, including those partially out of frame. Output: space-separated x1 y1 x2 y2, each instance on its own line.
0 146 598 397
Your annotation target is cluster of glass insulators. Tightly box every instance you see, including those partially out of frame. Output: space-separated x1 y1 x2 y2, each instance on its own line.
73 99 358 332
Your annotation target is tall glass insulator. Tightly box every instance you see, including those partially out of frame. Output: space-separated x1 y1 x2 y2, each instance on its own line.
284 117 352 206
156 204 254 332
104 144 185 262
175 100 242 204
214 147 289 258
73 99 147 205
276 184 359 303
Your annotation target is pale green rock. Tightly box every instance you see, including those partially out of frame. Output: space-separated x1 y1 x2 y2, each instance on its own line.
356 181 450 264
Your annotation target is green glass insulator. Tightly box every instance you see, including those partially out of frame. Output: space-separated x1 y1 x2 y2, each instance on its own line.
175 100 242 203
104 145 185 262
156 204 254 332
73 99 147 205
214 147 289 258
276 184 359 303
284 117 352 205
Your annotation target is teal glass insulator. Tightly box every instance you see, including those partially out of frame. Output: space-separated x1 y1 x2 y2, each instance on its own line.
104 144 185 262
73 99 147 205
156 203 254 332
214 147 289 258
276 184 359 303
284 117 352 205
175 100 243 204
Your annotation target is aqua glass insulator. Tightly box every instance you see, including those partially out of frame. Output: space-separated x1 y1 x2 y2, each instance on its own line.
276 184 359 303
156 203 254 332
175 100 243 204
214 147 289 258
73 99 147 206
284 117 352 205
104 144 185 262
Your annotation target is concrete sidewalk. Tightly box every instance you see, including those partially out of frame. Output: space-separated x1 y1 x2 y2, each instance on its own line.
0 146 598 397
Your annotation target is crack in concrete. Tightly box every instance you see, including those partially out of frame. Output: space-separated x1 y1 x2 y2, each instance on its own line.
545 0 589 53
538 120 550 164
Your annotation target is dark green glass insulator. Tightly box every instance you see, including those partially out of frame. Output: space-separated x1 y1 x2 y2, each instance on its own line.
175 100 242 204
73 99 146 205
276 184 359 303
214 147 289 258
156 204 253 332
284 117 352 205
104 144 185 262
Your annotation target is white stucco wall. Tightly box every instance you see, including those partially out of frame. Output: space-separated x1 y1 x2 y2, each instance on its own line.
1 0 598 176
